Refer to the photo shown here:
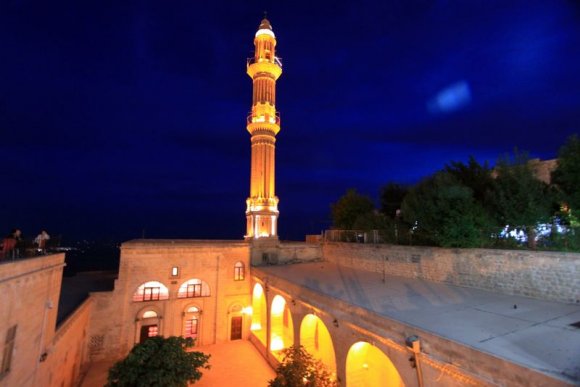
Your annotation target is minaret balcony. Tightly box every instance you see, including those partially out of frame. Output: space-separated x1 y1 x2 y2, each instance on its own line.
247 113 280 126
247 60 282 79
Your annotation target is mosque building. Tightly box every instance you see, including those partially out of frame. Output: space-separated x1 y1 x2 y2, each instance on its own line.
0 17 578 387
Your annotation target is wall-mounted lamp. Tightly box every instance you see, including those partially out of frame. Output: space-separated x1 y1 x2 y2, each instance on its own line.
333 318 339 328
291 299 296 306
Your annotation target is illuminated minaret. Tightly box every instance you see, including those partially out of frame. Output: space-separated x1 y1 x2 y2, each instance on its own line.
245 17 282 239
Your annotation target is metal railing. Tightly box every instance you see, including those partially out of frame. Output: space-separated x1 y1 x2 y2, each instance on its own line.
247 56 283 67
247 112 281 126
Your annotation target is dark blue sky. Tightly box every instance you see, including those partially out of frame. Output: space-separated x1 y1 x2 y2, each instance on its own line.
1 1 579 242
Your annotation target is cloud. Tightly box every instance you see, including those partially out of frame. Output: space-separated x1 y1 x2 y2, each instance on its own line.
428 81 472 114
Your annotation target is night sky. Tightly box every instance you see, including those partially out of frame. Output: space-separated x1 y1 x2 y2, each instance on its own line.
1 1 579 242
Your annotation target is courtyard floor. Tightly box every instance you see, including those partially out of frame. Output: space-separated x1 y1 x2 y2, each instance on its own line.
80 340 275 387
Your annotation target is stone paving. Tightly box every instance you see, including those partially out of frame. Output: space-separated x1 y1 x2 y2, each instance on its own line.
80 340 274 387
260 261 580 384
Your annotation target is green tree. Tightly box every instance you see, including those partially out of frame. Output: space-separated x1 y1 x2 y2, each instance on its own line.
444 156 494 203
106 336 210 387
552 135 580 214
488 150 553 248
401 172 491 247
269 345 337 387
330 189 375 229
379 183 408 218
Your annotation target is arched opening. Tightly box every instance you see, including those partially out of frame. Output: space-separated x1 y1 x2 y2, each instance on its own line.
182 305 202 345
132 281 169 302
228 303 245 341
177 278 211 298
135 308 162 344
251 283 267 345
346 341 404 387
270 295 293 359
300 314 336 378
234 261 245 281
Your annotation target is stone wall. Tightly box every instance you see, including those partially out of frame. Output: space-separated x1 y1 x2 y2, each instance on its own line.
250 239 323 265
87 240 253 361
323 243 579 304
0 254 65 386
38 298 92 386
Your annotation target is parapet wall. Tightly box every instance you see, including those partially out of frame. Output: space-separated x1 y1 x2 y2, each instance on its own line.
323 243 580 304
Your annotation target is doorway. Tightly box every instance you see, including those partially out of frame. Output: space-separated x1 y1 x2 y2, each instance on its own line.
231 316 243 340
140 324 158 343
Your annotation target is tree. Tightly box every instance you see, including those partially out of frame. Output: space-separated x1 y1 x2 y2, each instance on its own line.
488 150 554 248
330 189 375 229
444 156 494 203
552 134 580 214
379 183 408 219
106 336 210 387
269 345 337 387
401 172 491 248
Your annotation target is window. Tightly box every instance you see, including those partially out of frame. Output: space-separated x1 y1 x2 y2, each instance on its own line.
234 262 245 281
185 317 199 339
142 310 158 319
147 326 158 338
171 266 179 277
1 325 17 377
177 279 210 298
133 281 169 302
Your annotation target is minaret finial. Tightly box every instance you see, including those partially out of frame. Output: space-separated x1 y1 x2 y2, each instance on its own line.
263 10 268 19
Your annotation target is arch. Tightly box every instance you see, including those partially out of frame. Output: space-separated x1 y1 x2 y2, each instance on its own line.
270 295 294 358
251 283 267 346
177 278 211 298
182 303 202 345
346 341 404 387
132 281 169 302
300 314 336 377
234 261 245 281
135 306 163 343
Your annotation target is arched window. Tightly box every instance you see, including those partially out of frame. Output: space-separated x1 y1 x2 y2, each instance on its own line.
133 281 169 302
142 310 158 319
234 262 245 281
177 279 211 298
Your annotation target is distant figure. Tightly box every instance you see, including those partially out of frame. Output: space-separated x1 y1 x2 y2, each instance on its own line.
34 230 50 255
2 229 21 260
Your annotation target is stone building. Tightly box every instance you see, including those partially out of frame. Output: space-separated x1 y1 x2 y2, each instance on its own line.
1 16 579 387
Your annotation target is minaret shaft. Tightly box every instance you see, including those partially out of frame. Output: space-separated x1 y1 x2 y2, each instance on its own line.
245 18 282 239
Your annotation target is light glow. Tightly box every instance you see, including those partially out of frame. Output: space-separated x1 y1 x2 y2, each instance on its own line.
270 335 284 351
255 28 275 38
242 306 253 315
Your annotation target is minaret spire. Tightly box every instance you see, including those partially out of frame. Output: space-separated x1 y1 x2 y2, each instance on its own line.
245 16 282 239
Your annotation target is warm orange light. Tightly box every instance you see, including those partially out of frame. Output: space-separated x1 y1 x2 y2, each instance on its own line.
346 342 404 387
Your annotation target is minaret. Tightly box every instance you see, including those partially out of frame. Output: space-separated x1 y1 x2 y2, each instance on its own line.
245 17 282 239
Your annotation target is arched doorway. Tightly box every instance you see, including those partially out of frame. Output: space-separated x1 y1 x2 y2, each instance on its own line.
270 295 294 359
135 308 162 344
346 341 404 387
182 305 202 346
229 303 244 341
251 283 267 345
300 314 336 378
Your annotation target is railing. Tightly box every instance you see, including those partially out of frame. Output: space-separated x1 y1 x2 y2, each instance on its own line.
247 56 283 67
1 239 63 264
324 230 385 244
247 112 281 126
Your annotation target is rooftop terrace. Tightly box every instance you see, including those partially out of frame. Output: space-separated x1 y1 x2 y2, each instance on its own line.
259 261 580 384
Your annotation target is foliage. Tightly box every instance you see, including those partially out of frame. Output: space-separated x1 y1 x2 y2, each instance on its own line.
444 156 494 203
379 182 408 218
552 134 580 214
106 336 210 387
401 172 492 248
331 189 375 229
488 150 554 248
269 345 337 387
